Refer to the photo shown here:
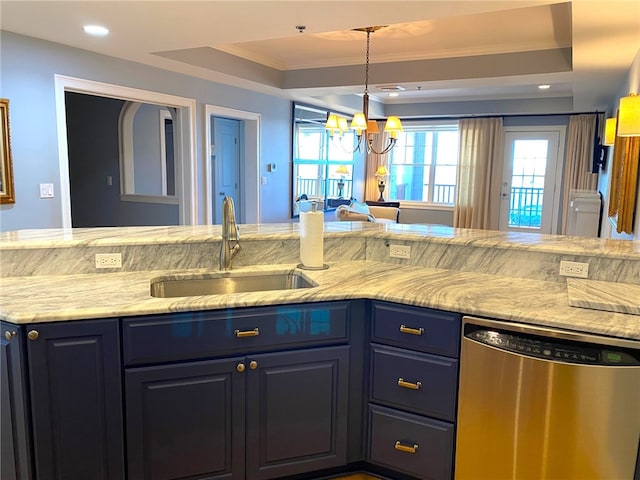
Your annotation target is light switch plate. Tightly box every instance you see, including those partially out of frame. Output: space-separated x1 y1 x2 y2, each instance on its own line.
39 183 54 198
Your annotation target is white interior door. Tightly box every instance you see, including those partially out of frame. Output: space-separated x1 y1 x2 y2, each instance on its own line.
499 129 563 233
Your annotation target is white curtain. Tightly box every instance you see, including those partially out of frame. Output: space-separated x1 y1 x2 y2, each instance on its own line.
561 114 598 233
364 121 390 201
453 117 504 229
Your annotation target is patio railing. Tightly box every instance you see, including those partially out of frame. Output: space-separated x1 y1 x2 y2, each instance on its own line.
296 177 353 200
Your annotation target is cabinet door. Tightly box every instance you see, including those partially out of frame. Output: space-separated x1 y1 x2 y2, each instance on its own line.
0 323 31 480
246 346 349 480
126 357 245 480
27 319 125 480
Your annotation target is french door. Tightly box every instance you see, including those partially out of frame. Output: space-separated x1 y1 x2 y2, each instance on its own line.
499 128 564 234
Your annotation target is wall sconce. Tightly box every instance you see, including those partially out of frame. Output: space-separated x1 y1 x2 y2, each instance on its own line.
604 117 617 146
375 165 389 201
618 93 640 137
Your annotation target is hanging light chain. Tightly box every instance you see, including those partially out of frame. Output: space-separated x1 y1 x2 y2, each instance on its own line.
364 28 371 96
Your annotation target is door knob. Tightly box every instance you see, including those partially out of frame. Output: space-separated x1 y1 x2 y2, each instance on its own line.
28 330 39 341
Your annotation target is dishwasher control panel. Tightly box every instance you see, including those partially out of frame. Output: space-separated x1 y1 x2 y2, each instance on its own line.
466 327 640 366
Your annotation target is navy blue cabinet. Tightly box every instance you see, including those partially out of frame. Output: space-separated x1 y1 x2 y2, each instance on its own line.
1 322 32 480
2 299 460 480
26 319 125 480
246 346 349 479
123 302 352 480
126 357 246 480
368 301 461 480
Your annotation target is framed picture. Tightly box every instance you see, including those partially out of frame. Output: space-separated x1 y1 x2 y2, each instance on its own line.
1 98 15 204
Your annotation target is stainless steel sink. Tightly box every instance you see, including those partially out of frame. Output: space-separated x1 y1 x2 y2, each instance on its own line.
150 271 316 298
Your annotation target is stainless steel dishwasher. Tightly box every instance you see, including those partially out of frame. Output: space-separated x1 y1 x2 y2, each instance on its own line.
455 316 640 480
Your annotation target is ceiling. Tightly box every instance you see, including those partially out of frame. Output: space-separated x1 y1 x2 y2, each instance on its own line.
2 0 639 116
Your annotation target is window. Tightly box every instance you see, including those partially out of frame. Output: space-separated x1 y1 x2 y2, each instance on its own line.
293 104 360 214
387 123 459 205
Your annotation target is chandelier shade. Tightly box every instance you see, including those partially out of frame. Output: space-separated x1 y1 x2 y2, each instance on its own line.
324 26 403 154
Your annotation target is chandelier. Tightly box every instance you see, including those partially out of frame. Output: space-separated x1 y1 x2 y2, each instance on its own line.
324 26 403 155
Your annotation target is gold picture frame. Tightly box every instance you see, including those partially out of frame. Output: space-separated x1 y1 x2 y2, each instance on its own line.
0 98 15 204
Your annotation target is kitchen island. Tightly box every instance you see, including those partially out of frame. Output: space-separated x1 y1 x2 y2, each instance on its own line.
1 222 639 338
1 223 639 480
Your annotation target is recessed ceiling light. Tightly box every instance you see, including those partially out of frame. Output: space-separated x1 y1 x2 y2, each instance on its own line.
388 92 399 97
83 25 109 36
538 84 551 90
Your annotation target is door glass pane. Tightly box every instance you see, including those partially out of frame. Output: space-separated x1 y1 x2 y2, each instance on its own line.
508 139 548 229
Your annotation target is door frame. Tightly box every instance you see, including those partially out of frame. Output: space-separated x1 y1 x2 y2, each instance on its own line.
501 125 566 234
54 75 197 227
204 105 261 225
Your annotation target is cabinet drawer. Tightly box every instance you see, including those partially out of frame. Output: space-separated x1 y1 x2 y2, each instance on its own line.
123 302 349 366
370 345 458 421
371 302 460 357
369 404 454 480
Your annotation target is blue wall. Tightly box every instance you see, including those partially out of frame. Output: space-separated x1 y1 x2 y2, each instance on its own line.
0 31 292 231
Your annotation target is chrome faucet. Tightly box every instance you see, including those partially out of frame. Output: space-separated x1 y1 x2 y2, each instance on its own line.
220 195 241 270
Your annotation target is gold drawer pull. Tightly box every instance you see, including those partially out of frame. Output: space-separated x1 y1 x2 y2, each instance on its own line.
235 328 259 338
399 325 424 336
394 441 418 454
397 378 422 390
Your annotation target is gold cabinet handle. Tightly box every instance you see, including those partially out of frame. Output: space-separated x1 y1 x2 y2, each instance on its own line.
397 378 422 390
234 328 259 338
27 330 39 341
237 363 245 372
394 441 418 454
399 325 424 336
4 330 16 341
249 360 258 370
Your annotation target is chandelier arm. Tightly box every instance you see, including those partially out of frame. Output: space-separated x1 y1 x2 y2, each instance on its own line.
331 134 364 154
367 138 397 155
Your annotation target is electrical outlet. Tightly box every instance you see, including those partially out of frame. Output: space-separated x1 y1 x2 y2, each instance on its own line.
559 260 589 278
95 253 122 269
389 244 411 259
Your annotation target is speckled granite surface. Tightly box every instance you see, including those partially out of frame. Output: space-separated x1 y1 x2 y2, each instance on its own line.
1 224 639 340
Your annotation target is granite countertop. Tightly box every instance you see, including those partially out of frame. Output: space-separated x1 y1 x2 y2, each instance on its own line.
1 261 639 340
567 279 640 316
2 223 640 259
